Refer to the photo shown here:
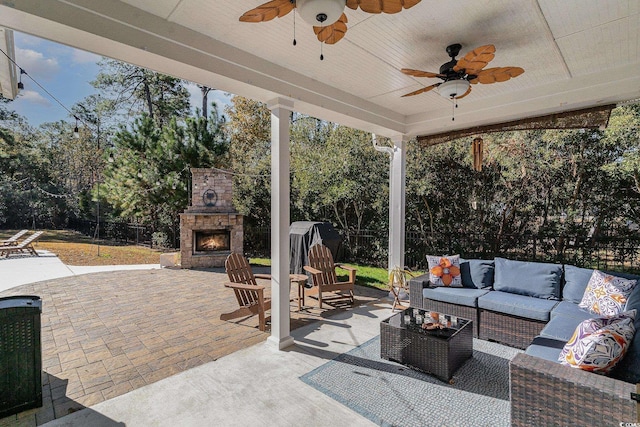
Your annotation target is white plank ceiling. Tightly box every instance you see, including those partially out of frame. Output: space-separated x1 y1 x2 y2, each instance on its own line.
0 0 638 138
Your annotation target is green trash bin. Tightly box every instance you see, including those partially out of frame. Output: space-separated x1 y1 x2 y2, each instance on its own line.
0 296 42 418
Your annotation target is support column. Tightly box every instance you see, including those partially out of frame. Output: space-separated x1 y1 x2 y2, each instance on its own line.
388 136 407 271
266 97 295 350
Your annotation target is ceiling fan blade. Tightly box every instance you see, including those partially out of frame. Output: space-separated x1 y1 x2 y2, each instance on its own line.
240 0 295 23
453 44 496 74
346 0 422 14
401 68 444 78
475 67 525 84
455 86 472 99
314 14 348 44
401 83 439 97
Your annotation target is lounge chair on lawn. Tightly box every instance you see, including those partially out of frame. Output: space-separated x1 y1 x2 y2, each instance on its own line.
0 230 29 246
0 231 44 258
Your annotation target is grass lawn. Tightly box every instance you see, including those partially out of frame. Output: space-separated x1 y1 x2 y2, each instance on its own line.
0 229 162 266
249 257 421 291
1 230 415 291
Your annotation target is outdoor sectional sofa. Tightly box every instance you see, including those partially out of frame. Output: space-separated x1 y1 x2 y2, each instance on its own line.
408 257 640 427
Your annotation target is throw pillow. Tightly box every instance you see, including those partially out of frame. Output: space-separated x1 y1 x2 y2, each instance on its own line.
579 270 637 316
558 310 636 374
426 255 462 287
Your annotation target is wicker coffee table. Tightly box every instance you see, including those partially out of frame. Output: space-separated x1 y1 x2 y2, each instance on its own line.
380 308 473 382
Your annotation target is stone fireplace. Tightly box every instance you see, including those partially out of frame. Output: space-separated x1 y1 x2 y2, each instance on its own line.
179 168 243 268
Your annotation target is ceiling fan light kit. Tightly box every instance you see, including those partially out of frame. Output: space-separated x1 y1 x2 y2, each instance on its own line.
438 79 470 99
297 0 346 26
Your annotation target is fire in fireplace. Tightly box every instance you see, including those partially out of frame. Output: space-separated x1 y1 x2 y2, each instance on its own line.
194 230 231 253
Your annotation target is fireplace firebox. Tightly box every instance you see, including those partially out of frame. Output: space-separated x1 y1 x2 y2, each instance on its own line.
194 230 231 253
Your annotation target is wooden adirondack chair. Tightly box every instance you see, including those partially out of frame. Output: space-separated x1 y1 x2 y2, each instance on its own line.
0 231 44 258
0 230 29 246
304 244 356 308
220 253 271 331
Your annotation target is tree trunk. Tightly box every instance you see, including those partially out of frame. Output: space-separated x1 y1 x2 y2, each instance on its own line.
201 86 212 121
143 74 154 121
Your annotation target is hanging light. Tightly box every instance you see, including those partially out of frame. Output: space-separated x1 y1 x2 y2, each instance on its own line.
137 168 143 178
472 137 483 172
438 79 470 99
73 116 80 139
297 0 345 26
17 68 25 90
108 152 114 163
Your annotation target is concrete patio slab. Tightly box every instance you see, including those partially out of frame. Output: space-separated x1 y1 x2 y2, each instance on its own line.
41 301 390 427
0 254 387 426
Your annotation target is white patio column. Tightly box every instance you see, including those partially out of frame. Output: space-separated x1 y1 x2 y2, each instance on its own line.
388 136 407 271
266 97 295 350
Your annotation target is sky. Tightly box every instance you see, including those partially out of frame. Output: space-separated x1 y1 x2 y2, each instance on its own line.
9 31 232 127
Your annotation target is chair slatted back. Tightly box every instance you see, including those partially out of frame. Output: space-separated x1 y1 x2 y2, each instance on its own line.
2 230 28 245
17 231 43 248
308 244 338 286
225 253 260 307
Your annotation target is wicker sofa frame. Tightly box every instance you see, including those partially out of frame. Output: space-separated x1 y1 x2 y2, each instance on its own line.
409 274 640 426
510 353 638 426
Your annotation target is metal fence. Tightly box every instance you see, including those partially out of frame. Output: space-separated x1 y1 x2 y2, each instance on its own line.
69 220 640 273
245 225 640 273
68 218 154 248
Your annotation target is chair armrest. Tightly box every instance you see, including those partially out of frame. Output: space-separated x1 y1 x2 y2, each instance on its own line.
254 273 271 280
409 273 430 308
224 282 265 292
336 264 357 284
304 266 321 275
510 353 637 426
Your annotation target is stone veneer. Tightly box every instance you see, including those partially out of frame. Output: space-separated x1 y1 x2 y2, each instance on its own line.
179 168 243 268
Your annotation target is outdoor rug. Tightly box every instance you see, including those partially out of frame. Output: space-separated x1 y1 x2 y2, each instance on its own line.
300 336 521 427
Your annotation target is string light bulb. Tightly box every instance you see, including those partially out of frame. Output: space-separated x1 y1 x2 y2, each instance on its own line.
17 68 25 90
73 116 80 139
108 152 114 163
137 169 143 178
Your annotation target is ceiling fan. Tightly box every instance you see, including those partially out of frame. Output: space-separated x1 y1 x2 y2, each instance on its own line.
240 0 422 47
401 43 524 99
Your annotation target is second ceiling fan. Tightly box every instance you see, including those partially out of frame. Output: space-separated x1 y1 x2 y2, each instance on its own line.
401 43 525 99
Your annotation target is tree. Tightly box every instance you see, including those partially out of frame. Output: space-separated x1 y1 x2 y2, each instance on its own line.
92 59 191 127
225 96 272 227
102 105 228 246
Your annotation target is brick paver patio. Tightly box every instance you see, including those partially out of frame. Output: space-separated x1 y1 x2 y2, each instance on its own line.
0 268 385 426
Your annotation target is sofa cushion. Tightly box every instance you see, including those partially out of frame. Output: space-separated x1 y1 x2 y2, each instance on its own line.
493 257 562 300
611 284 640 383
551 301 593 322
579 270 637 316
460 259 494 289
558 310 636 374
540 314 583 342
525 336 566 363
563 265 640 304
478 291 558 321
427 255 462 287
422 287 490 308
563 265 596 304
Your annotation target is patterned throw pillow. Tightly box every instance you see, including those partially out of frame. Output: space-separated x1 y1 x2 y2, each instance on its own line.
578 270 637 316
426 255 462 287
558 310 636 374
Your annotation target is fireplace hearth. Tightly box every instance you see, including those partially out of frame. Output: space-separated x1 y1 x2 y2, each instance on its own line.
179 169 243 268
